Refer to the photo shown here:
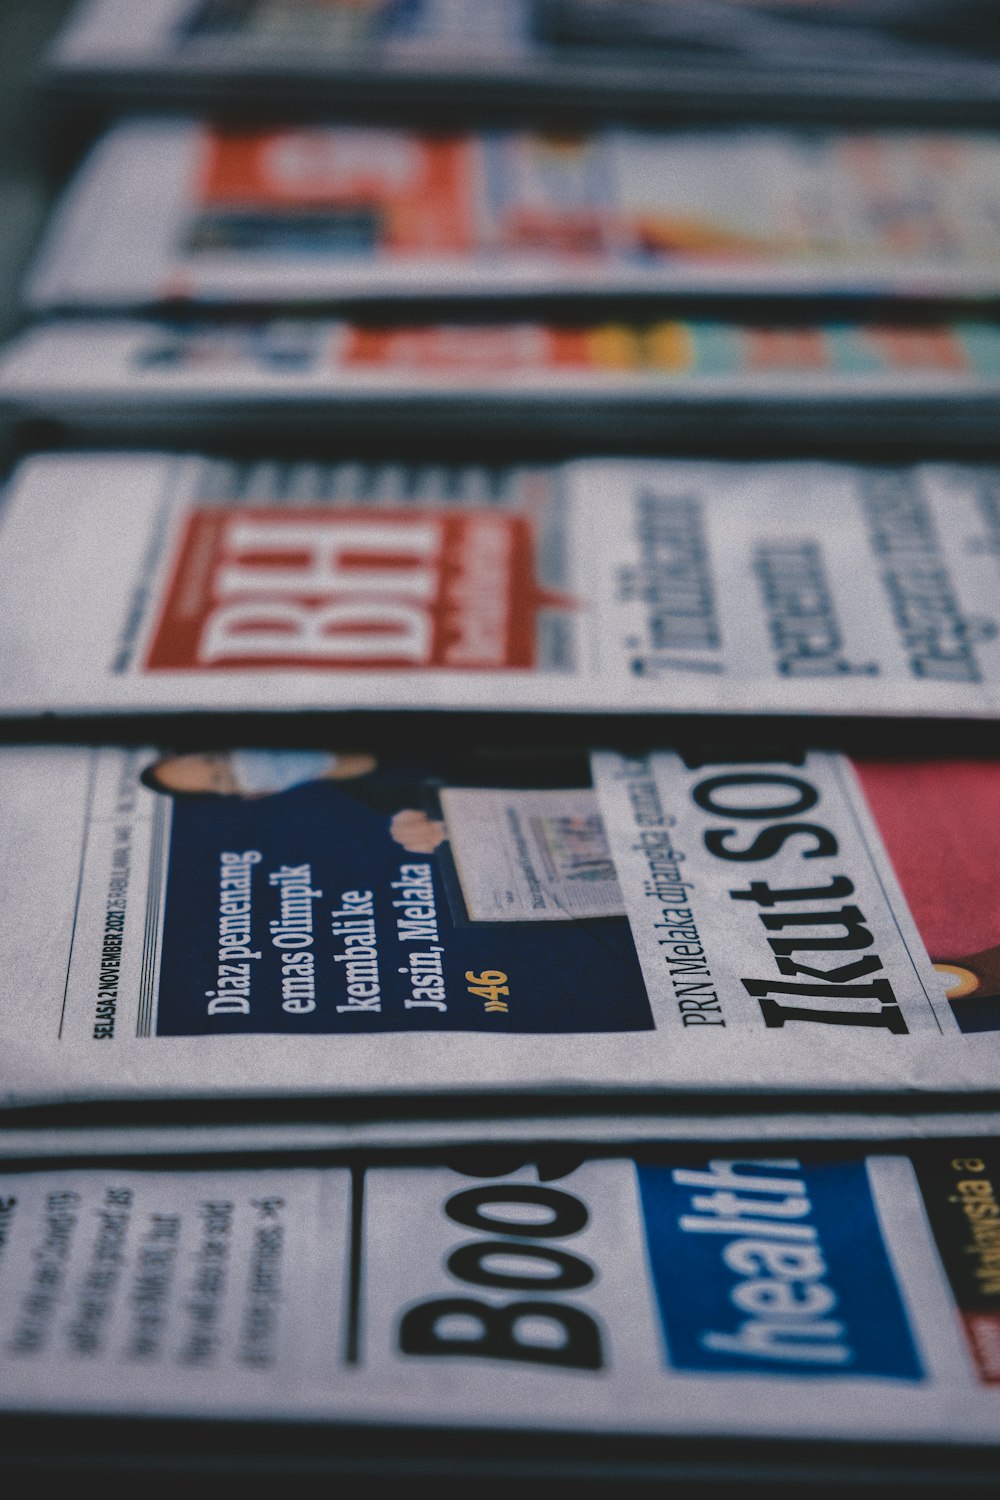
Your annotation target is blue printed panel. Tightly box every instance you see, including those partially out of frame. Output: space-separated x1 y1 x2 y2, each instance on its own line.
636 1158 922 1379
154 767 652 1036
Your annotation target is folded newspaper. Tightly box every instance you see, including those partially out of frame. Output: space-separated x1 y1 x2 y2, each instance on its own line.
3 737 1000 1110
45 0 1000 123
1 1143 999 1457
27 120 1000 310
4 316 999 451
10 1109 1000 1162
2 453 1000 719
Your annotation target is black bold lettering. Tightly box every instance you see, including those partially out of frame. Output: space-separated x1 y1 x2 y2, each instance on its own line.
704 822 837 862
692 773 818 820
730 877 855 906
742 977 909 1033
398 1297 603 1369
447 1240 594 1293
762 905 874 954
774 955 884 984
445 1186 588 1239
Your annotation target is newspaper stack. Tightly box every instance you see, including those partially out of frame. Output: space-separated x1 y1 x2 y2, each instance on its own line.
1 0 1000 1486
44 0 1000 124
10 108 1000 451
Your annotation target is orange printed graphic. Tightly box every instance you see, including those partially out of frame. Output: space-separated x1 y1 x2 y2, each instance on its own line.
145 506 572 672
342 322 694 374
864 326 969 372
746 327 829 371
343 325 556 372
636 215 775 260
198 128 476 252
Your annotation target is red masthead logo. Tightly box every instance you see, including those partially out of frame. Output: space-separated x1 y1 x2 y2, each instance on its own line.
145 506 570 672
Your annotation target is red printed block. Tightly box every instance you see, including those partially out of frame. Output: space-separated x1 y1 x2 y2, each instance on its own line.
145 506 565 672
962 1313 1000 1384
198 128 475 253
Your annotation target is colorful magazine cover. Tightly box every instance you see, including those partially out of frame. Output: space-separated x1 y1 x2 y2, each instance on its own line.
27 121 1000 309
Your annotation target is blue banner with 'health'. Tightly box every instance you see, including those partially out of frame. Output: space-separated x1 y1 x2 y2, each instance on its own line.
636 1157 922 1379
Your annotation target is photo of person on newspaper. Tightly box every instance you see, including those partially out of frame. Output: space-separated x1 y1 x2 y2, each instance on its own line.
142 744 610 860
143 746 448 852
140 745 646 1035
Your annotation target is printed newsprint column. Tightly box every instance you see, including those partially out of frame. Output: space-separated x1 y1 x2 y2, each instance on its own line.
0 1148 997 1443
0 455 1000 717
2 742 1000 1106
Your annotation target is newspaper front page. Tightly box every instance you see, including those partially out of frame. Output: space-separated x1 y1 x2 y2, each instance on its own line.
0 1146 999 1447
3 317 998 447
1 453 1000 718
2 740 1000 1108
27 120 1000 309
